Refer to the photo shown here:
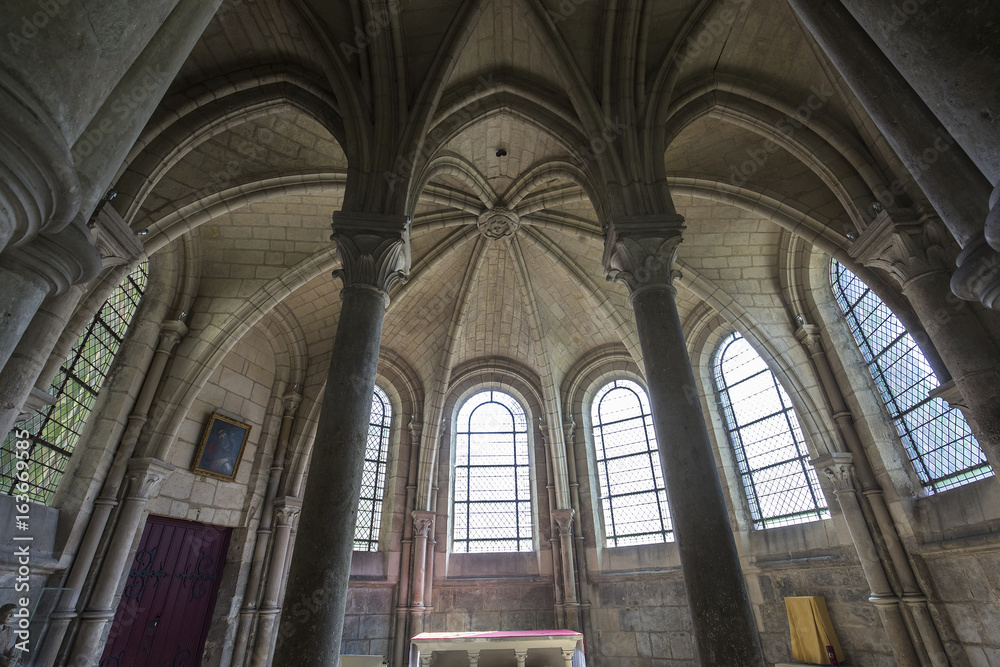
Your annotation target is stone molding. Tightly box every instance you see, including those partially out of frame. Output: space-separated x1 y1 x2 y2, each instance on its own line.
552 508 575 536
123 457 175 500
0 73 81 251
89 199 145 268
412 510 435 537
603 215 686 295
3 221 102 295
849 210 954 287
951 236 1000 310
330 212 411 303
811 452 856 492
927 379 968 411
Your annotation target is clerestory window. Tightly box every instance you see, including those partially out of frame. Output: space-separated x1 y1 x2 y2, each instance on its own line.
452 390 532 553
1 261 148 505
354 385 392 551
830 260 992 492
591 379 673 546
714 331 830 529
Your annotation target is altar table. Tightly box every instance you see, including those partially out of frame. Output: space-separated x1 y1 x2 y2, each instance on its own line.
409 630 584 667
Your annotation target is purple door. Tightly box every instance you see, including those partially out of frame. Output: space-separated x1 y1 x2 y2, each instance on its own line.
100 515 231 666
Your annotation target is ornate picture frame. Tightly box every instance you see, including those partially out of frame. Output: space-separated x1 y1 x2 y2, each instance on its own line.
192 412 251 481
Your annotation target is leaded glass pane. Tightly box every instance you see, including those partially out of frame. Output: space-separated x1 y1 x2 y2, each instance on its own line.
713 332 830 529
831 261 992 492
354 386 392 551
592 380 673 546
452 390 533 553
0 261 148 505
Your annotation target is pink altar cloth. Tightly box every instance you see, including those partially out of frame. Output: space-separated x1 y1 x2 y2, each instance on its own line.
409 630 584 667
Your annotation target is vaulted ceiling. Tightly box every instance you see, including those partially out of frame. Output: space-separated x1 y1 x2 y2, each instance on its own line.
114 0 896 409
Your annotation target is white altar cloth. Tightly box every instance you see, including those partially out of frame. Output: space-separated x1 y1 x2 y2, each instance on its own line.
409 630 584 667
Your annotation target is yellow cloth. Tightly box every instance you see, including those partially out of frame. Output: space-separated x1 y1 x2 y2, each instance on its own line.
784 596 846 664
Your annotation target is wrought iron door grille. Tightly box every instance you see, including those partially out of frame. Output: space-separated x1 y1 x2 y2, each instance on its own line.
714 332 830 529
591 379 673 546
452 390 532 553
831 261 992 492
1 261 148 504
354 386 391 551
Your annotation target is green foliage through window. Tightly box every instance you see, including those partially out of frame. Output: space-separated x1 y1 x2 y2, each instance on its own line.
1 261 148 505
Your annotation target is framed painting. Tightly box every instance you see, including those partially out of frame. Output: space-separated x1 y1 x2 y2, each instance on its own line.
192 412 251 481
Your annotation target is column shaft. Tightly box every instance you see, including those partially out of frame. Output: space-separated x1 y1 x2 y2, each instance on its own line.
631 285 765 666
273 285 388 665
250 498 302 667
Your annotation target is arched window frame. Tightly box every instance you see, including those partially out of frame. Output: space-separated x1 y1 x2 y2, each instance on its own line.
451 389 533 554
1 260 148 505
712 331 830 529
830 260 992 492
590 379 673 547
354 385 392 552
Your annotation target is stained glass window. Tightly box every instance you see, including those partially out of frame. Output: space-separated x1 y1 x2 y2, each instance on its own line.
591 380 673 546
1 261 148 505
452 390 532 553
831 260 992 492
714 332 829 529
354 386 392 551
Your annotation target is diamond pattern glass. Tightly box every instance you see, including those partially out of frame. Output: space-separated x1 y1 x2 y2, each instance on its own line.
714 332 830 529
831 261 992 492
1 261 148 505
452 390 533 553
354 386 392 551
591 380 673 546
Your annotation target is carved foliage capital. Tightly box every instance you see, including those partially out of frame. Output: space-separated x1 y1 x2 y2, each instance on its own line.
412 510 436 537
563 413 577 444
409 414 423 443
157 320 188 353
812 452 856 492
124 458 174 500
794 323 823 357
275 497 303 525
850 211 954 286
603 215 686 293
552 508 575 536
331 212 411 298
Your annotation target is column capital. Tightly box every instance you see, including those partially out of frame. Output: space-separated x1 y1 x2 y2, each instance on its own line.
927 379 968 411
552 508 575 536
89 199 145 268
412 510 436 537
563 413 577 445
603 215 686 295
274 497 303 525
124 458 174 500
157 320 188 352
811 452 856 492
330 212 411 305
537 418 549 444
281 392 303 414
794 323 824 356
4 222 102 295
409 414 423 443
850 210 954 287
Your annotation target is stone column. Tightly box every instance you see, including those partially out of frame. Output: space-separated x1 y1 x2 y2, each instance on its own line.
603 215 765 666
250 497 302 667
784 0 1000 310
851 211 1000 473
37 321 185 667
232 393 301 667
552 508 578 610
273 212 410 666
64 457 174 666
392 417 422 667
812 454 920 666
466 650 480 667
0 226 101 374
796 324 950 665
514 649 527 667
410 511 436 610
